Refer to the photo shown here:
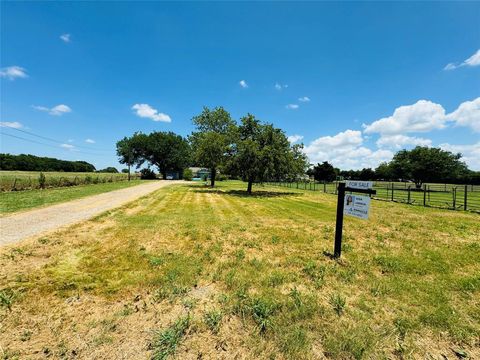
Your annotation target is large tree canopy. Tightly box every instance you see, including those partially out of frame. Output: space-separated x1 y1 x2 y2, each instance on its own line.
388 146 468 187
232 114 307 193
311 161 337 182
190 106 236 187
116 131 191 179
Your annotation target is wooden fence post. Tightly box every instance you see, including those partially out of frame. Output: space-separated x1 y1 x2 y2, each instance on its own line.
452 187 456 210
423 185 427 207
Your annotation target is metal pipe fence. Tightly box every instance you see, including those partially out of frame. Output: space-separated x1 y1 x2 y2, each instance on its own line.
265 180 480 213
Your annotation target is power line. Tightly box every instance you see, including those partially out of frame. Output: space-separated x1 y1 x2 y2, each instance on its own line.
0 124 113 152
1 132 113 157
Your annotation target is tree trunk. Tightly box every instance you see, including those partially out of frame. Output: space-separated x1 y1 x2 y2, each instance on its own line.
211 167 216 188
128 163 131 181
162 172 167 180
247 178 253 194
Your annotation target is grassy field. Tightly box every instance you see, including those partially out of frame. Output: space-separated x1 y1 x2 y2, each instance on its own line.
0 180 144 214
273 181 480 212
0 171 135 191
0 181 479 359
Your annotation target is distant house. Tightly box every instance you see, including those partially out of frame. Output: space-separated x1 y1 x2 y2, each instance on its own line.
165 171 181 180
189 167 210 180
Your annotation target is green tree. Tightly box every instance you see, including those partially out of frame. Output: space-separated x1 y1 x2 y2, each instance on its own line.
233 114 303 194
312 161 337 182
116 133 148 180
190 107 236 187
389 146 468 188
375 162 392 181
145 132 191 179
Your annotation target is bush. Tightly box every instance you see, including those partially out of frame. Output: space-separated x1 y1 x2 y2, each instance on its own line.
38 172 46 189
183 168 193 181
217 173 229 181
140 168 157 180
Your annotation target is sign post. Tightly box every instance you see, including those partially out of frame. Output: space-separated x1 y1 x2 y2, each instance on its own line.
333 181 376 258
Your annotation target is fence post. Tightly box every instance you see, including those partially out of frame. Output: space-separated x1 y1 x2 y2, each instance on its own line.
324 181 326 193
391 183 395 201
423 185 427 207
407 186 411 204
12 178 17 191
464 185 468 211
452 187 456 210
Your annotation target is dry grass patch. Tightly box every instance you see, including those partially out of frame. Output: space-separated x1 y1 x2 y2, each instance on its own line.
1 181 479 359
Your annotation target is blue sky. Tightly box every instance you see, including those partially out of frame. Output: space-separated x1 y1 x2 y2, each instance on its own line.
1 2 479 170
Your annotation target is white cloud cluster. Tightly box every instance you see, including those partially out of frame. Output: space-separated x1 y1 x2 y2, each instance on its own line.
304 129 394 169
60 143 75 150
60 33 71 43
85 138 95 144
0 121 23 129
444 49 480 70
439 142 480 170
239 80 248 88
298 96 310 102
376 134 432 149
0 66 28 80
285 104 299 110
132 103 171 122
287 134 304 143
446 97 480 132
363 100 447 135
275 82 288 90
33 104 72 116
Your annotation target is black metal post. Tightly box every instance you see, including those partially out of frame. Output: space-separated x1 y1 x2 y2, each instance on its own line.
464 185 468 211
334 182 346 258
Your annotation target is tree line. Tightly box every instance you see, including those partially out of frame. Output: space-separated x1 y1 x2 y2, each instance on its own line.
308 146 480 187
0 153 96 172
116 106 308 193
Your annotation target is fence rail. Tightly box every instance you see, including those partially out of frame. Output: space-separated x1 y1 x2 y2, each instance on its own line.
265 180 480 213
0 173 139 192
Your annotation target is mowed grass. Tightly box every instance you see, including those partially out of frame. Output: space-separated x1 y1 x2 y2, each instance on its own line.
0 180 144 214
0 181 479 359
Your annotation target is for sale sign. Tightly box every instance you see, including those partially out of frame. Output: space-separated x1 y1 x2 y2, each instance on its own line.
345 180 373 190
344 194 370 220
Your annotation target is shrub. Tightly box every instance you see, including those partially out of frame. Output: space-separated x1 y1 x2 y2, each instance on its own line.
140 168 157 180
216 173 228 181
183 168 193 181
38 172 46 189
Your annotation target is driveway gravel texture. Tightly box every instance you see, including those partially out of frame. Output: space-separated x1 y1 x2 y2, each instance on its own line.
0 180 178 246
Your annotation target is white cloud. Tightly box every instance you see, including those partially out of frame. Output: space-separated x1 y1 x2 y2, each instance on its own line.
446 97 480 132
363 100 447 135
444 49 480 70
33 104 72 116
274 82 288 90
0 66 28 80
60 143 75 150
60 33 71 43
376 134 432 149
298 96 310 102
0 121 23 129
439 142 480 170
304 129 394 169
239 80 248 88
286 104 299 110
287 134 304 143
85 138 95 144
131 103 171 122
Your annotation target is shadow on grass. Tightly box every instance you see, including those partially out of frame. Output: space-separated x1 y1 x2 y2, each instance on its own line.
191 188 298 198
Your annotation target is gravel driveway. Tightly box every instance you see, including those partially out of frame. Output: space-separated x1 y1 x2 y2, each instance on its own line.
0 180 177 246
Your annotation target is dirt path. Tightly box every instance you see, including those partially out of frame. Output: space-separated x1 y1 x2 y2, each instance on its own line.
0 180 177 246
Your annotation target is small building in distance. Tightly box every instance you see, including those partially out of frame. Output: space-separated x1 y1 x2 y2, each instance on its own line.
189 167 210 181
